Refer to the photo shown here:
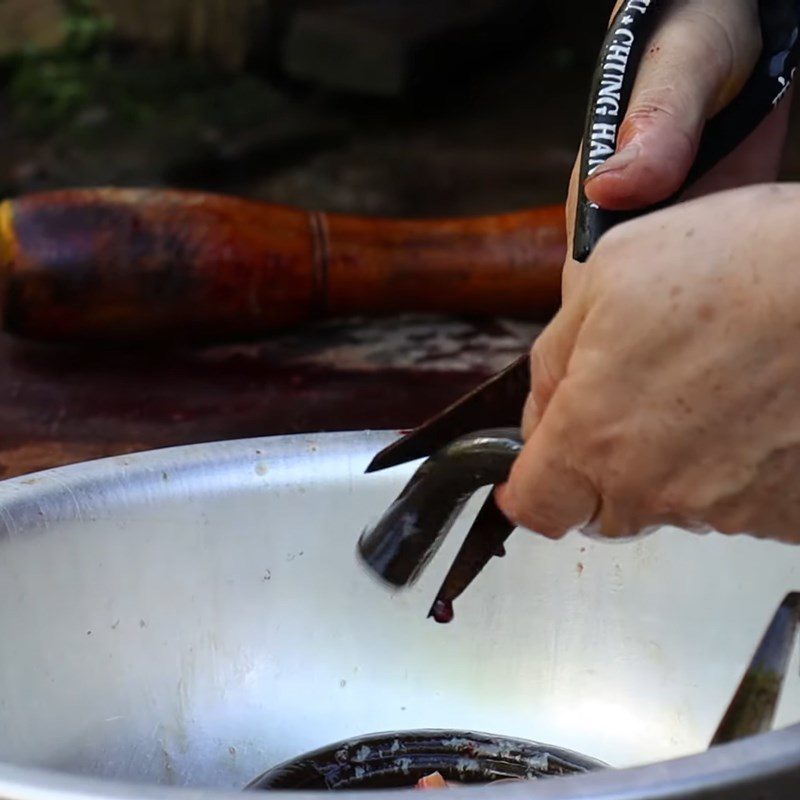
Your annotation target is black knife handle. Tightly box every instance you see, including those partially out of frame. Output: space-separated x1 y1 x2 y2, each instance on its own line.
573 0 800 262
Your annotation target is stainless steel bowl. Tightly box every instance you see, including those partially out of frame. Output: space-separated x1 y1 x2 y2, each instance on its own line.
1 431 800 800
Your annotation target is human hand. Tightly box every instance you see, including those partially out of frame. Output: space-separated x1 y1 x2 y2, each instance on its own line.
497 184 800 545
562 0 792 297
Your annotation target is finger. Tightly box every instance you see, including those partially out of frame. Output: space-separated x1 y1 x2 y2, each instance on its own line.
681 85 794 200
520 392 541 440
498 286 594 535
526 277 590 436
560 152 584 300
496 389 600 539
585 0 761 211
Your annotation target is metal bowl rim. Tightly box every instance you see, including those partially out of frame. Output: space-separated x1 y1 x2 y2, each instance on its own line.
0 431 799 800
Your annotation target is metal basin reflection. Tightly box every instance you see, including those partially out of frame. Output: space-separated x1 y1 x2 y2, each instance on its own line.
0 431 799 800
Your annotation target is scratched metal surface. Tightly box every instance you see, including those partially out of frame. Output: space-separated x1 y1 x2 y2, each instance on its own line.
1 432 800 800
0 315 540 478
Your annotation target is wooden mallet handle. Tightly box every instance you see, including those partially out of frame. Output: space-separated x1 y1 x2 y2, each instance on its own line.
0 188 566 343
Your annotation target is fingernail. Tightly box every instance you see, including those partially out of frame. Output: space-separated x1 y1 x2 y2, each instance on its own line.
586 143 640 181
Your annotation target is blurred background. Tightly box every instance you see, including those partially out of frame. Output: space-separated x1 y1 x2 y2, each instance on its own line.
3 0 800 478
0 0 686 215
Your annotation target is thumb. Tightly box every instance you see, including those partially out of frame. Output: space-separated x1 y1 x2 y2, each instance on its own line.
585 0 761 211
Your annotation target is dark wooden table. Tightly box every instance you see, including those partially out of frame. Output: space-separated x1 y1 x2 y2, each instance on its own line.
0 315 538 478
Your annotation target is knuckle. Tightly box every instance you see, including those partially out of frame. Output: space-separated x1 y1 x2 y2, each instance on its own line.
497 488 522 526
593 500 634 539
533 521 569 540
586 446 659 521
624 95 682 127
640 486 680 521
590 221 634 261
501 486 563 537
627 2 762 127
647 486 681 518
529 342 559 409
622 93 697 152
651 480 733 532
588 217 665 297
688 4 761 80
521 507 569 539
594 490 664 538
521 393 541 440
708 507 750 536
555 383 619 458
644 4 762 115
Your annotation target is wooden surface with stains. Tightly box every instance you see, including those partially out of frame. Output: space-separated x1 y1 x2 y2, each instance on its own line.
0 314 539 479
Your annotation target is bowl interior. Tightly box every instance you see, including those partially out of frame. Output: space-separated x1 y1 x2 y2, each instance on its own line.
0 432 799 790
